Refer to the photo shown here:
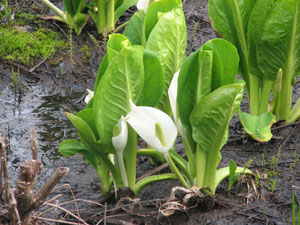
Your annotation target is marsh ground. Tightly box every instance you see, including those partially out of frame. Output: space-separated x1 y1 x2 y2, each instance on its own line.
0 0 299 224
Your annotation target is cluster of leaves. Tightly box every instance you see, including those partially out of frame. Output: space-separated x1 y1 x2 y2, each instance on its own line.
0 27 66 66
60 0 186 196
59 0 254 198
209 0 300 142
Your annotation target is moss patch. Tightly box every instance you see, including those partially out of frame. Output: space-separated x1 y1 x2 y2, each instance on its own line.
0 27 67 66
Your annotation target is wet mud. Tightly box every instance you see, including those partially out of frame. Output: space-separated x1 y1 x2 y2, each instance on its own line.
0 0 300 224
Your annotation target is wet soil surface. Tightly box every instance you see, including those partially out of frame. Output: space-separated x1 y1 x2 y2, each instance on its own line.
0 0 300 224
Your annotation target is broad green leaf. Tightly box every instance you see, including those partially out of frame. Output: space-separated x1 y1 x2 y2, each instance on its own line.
215 166 252 194
107 34 131 62
144 0 181 40
238 110 276 142
190 83 244 154
177 49 212 133
146 6 186 112
59 139 101 170
124 11 145 45
77 108 98 140
114 0 138 23
59 139 89 156
191 83 244 192
201 45 223 91
66 112 98 148
255 0 300 120
93 46 144 145
142 49 164 107
256 0 300 81
66 112 123 186
208 0 256 90
202 38 239 87
247 0 275 78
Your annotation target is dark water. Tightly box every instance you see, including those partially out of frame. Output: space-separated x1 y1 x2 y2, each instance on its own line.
0 73 102 203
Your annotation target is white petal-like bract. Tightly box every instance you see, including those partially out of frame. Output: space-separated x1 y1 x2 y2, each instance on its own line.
84 89 94 104
112 116 128 153
126 100 177 154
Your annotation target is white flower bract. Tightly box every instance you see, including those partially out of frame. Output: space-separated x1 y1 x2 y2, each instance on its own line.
137 0 158 13
112 116 128 153
168 70 188 140
84 89 94 104
126 100 177 154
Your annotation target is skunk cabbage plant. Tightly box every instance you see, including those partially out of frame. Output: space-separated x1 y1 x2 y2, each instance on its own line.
124 0 186 114
168 38 252 193
59 34 176 196
209 0 300 141
40 0 88 35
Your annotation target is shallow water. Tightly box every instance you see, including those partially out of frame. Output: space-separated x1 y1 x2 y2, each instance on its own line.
0 73 101 197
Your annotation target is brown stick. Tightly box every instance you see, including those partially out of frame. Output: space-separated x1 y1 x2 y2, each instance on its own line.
1 133 19 224
33 167 69 209
30 129 38 160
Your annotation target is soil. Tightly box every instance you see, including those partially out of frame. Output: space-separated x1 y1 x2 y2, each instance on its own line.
0 0 300 225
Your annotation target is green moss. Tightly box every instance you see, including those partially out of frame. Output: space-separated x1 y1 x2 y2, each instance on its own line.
14 12 41 23
0 27 67 66
80 44 92 60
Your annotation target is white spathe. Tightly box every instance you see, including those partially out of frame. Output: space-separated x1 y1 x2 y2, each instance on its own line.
168 70 187 140
126 100 177 154
112 116 128 153
84 89 94 104
137 0 158 13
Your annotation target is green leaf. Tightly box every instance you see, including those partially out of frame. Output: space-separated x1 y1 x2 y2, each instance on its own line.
191 83 244 152
202 38 239 88
59 139 89 156
215 166 253 194
254 0 300 120
59 139 101 170
256 0 300 81
247 0 275 79
208 0 256 90
142 49 164 107
238 109 276 142
77 108 98 140
93 46 144 145
107 34 131 62
146 6 186 112
190 83 244 191
124 11 145 45
73 13 89 35
95 34 132 95
114 0 138 23
287 97 300 123
144 0 182 40
66 112 123 186
177 49 212 136
64 0 85 17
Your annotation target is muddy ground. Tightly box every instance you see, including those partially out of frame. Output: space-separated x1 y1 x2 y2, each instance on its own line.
0 0 300 224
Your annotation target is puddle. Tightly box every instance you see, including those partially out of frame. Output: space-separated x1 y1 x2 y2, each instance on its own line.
0 72 102 202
